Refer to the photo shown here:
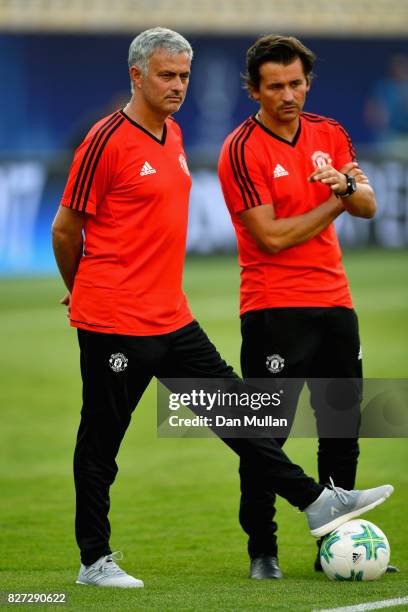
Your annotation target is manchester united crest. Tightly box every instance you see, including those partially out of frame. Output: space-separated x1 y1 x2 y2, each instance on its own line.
311 150 332 169
109 353 128 373
266 354 285 374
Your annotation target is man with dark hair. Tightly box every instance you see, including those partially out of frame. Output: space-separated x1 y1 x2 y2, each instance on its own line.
52 29 393 588
244 35 316 91
218 34 388 579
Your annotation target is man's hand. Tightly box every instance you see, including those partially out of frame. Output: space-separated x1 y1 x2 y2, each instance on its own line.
308 161 376 218
308 161 369 192
340 161 369 184
60 292 72 317
308 164 348 194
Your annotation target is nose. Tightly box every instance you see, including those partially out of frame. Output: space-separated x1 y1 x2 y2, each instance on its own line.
282 86 294 102
171 76 184 91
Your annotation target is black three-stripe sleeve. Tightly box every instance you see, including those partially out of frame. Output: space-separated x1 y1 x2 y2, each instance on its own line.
228 122 263 210
69 112 124 213
302 113 356 161
336 124 356 161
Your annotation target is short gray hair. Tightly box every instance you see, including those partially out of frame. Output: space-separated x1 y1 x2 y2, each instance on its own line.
128 27 193 77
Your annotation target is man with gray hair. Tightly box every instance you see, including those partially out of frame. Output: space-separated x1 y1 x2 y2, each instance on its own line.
52 27 393 588
127 26 192 90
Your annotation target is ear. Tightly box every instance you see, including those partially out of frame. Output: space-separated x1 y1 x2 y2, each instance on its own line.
249 86 260 102
129 65 143 90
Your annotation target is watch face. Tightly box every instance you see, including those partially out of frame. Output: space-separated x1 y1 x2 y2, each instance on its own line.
345 174 357 195
339 174 357 197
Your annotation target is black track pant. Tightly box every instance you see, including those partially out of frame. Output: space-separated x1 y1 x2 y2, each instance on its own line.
240 307 362 559
74 320 322 565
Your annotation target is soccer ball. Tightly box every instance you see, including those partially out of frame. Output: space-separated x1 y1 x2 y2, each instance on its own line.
320 519 390 581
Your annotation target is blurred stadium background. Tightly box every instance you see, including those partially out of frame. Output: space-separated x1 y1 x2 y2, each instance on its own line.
0 0 408 273
1 3 407 608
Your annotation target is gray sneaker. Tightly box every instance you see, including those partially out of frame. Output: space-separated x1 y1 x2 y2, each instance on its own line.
76 552 144 588
305 478 394 538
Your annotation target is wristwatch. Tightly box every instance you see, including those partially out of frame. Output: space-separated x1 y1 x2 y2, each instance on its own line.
337 174 357 198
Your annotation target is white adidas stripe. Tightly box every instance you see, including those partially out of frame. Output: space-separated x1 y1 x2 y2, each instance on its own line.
273 163 289 177
140 161 156 176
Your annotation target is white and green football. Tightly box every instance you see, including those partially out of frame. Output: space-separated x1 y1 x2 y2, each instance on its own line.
320 519 390 581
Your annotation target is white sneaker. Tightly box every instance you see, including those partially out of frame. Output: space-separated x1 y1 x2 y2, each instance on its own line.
305 478 394 538
76 552 144 588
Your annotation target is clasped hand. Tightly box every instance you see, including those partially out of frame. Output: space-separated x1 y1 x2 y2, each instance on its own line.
308 161 368 194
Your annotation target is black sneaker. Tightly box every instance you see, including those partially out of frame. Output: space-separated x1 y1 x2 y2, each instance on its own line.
250 555 283 579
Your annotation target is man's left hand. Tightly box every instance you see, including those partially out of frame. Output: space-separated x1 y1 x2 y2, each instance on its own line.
308 164 348 194
60 291 72 318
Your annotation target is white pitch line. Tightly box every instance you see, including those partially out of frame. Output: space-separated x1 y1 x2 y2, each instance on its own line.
313 595 408 612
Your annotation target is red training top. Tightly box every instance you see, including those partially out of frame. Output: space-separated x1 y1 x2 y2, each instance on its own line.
61 110 193 335
218 112 355 315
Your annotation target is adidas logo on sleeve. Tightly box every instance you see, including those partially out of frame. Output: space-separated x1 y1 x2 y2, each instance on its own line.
140 161 157 176
273 164 289 178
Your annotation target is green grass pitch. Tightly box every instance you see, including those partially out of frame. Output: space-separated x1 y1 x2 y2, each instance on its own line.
0 250 407 611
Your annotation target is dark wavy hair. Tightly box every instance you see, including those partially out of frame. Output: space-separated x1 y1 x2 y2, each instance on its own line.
244 35 316 92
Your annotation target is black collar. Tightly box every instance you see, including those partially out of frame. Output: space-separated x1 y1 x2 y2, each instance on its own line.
120 110 167 145
252 113 301 147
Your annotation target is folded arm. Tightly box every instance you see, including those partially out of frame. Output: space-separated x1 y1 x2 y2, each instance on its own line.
239 192 345 254
239 161 375 255
309 161 376 219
